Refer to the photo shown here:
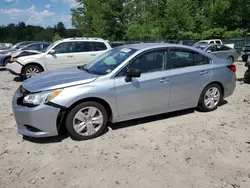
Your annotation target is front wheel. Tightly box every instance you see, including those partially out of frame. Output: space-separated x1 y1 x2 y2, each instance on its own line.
22 65 42 80
65 101 108 140
198 84 222 112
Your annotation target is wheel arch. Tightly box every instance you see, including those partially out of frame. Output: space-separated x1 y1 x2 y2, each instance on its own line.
21 62 45 74
57 97 113 134
203 81 224 97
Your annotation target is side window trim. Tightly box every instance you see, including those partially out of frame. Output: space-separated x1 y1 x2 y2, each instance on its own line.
114 48 169 78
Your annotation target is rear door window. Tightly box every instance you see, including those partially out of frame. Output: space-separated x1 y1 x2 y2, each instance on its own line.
92 42 107 51
74 41 93 52
169 49 211 69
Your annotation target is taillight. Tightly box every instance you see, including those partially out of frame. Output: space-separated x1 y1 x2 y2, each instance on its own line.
227 65 236 72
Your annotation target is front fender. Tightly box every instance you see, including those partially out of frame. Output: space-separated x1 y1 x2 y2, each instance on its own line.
51 78 119 121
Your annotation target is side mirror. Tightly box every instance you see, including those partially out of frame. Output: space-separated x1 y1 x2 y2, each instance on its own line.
49 49 56 55
125 68 141 82
206 50 212 53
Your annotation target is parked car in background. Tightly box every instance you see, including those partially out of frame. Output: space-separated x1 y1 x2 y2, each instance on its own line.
12 43 236 140
0 41 34 53
10 42 51 63
6 38 111 79
193 39 235 49
109 42 126 48
0 42 49 67
194 44 238 63
241 44 250 62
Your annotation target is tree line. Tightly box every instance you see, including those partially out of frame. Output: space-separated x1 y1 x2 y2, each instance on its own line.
71 0 250 40
0 22 83 44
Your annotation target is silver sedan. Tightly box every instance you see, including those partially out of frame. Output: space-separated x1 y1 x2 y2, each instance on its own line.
194 44 238 63
12 43 236 140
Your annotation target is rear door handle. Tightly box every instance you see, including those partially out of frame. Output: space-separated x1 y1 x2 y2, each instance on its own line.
91 54 97 56
67 55 73 58
159 77 170 83
200 70 208 75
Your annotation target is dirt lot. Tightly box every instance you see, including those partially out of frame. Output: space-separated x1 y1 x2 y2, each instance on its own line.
0 62 250 188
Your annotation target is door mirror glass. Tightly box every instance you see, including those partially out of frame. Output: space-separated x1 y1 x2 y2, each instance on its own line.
49 49 55 54
125 68 141 82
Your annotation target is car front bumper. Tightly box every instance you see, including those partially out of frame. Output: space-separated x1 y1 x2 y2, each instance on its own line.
12 90 61 138
6 62 23 75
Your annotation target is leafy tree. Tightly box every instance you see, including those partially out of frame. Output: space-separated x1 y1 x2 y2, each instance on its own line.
52 33 63 42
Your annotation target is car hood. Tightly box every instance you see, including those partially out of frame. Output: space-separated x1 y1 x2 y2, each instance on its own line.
12 50 42 58
22 68 99 92
0 48 16 54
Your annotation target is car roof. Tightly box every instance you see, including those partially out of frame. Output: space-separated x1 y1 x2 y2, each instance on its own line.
118 43 200 51
60 37 108 42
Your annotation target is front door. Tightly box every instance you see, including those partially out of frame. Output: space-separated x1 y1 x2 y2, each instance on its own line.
114 50 171 118
46 41 75 70
168 48 212 107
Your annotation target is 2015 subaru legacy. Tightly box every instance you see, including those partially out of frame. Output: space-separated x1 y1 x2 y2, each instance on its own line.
12 44 236 140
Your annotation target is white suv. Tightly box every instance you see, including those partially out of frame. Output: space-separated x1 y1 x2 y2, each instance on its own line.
6 38 112 79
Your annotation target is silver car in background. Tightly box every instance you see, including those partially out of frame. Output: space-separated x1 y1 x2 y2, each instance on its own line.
194 44 238 63
12 44 236 140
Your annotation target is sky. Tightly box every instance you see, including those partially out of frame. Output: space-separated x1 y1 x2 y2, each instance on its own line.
0 0 79 28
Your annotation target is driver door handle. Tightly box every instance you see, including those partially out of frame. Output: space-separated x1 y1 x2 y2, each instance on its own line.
159 77 170 83
91 54 97 56
200 70 208 75
67 55 73 58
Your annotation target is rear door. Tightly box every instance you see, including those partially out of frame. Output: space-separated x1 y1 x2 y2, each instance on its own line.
73 41 96 65
91 41 109 58
168 48 212 108
45 41 75 70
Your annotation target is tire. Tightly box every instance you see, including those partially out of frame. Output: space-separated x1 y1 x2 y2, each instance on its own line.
242 55 248 62
22 64 43 80
227 56 234 64
65 101 108 140
4 57 10 66
198 84 223 112
244 70 250 84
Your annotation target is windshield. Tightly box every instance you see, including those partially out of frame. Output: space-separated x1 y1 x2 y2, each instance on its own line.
44 42 55 52
79 47 138 75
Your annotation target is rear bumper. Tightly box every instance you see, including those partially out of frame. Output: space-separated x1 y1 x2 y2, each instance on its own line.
223 74 236 99
6 62 22 75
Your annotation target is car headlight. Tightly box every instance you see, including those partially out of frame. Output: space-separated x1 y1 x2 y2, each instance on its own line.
23 89 62 107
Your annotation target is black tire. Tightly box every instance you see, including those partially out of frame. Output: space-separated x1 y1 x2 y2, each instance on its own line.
198 84 223 112
242 55 248 62
22 64 43 80
4 57 11 66
244 70 250 84
227 56 234 64
65 101 108 140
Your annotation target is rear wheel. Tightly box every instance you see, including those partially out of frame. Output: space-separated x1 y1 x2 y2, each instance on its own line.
66 101 108 140
227 56 234 64
22 64 42 80
198 84 222 112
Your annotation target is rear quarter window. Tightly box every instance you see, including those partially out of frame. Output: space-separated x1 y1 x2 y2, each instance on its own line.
92 42 107 51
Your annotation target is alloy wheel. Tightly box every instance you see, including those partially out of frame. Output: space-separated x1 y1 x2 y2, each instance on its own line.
73 106 104 136
204 87 220 109
25 67 40 78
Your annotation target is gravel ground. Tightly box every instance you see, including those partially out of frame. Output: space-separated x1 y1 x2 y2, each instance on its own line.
0 62 250 188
